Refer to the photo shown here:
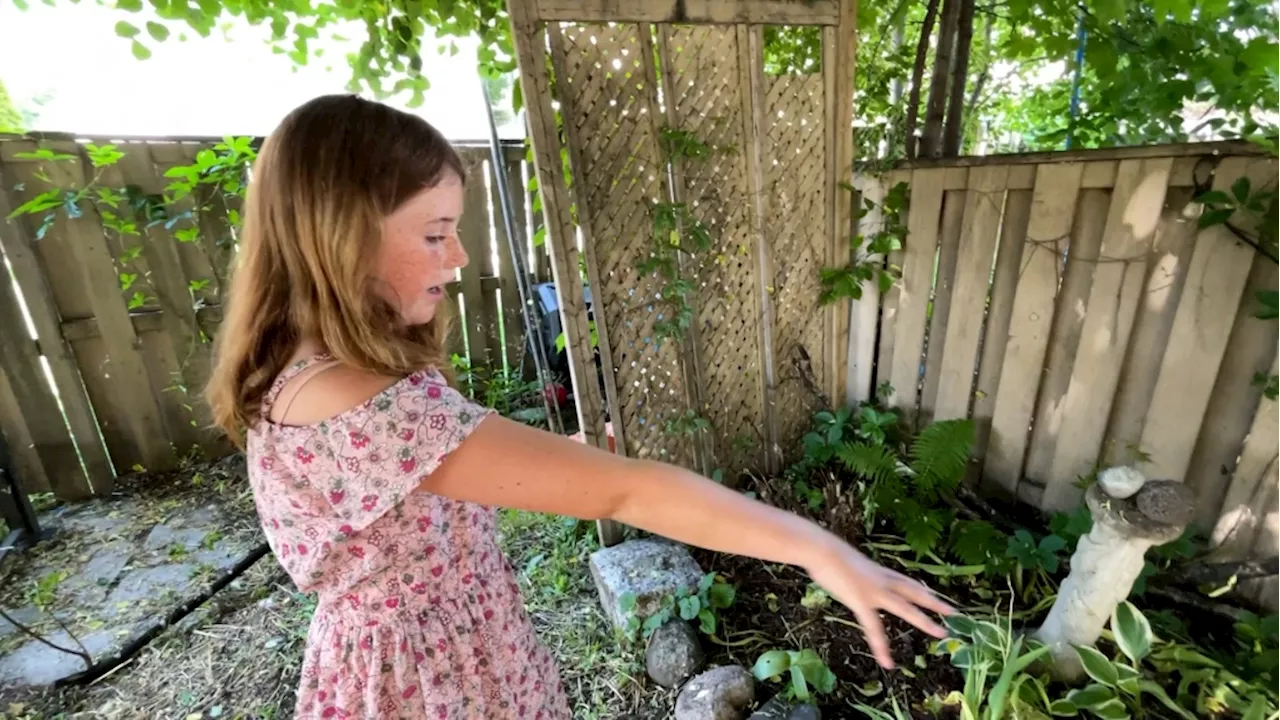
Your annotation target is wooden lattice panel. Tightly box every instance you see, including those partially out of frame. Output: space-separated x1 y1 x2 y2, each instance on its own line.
552 23 696 466
660 26 767 471
763 72 829 454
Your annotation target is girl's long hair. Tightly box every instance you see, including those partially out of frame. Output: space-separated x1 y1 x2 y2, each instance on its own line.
206 94 465 447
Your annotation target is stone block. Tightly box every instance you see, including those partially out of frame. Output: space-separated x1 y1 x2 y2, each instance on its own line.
589 538 703 630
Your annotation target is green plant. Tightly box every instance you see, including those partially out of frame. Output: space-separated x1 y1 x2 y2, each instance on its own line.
752 648 838 703
617 572 736 640
1053 602 1197 720
939 613 1053 720
1005 529 1067 600
449 354 548 423
838 417 975 556
663 409 711 437
820 181 907 305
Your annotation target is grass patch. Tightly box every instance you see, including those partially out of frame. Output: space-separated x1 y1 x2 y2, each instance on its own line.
497 510 659 719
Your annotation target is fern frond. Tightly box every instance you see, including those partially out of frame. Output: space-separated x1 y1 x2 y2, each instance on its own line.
909 419 974 495
836 442 899 487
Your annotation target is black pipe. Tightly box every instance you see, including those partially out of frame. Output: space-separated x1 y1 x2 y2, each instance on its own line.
479 80 566 435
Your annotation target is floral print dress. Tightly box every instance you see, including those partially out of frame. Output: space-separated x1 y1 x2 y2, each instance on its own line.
246 354 570 719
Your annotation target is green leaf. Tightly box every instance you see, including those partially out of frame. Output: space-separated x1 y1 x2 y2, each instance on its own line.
1112 601 1153 664
131 40 152 60
752 650 791 681
698 573 715 594
115 0 142 10
1255 290 1278 320
1076 646 1120 686
789 664 811 702
949 521 1006 565
146 21 170 41
7 189 63 220
1067 684 1117 709
1049 699 1078 716
708 583 736 609
115 20 140 38
618 592 637 614
678 596 700 621
1232 176 1252 203
944 614 979 639
698 607 716 635
1088 698 1131 720
1198 207 1234 228
1138 680 1198 720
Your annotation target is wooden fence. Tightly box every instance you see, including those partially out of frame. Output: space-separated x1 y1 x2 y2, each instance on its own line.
0 134 552 500
846 142 1278 608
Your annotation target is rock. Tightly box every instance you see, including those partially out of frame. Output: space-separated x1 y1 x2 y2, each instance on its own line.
590 538 703 631
675 665 755 720
1098 466 1145 499
749 696 822 720
646 620 705 688
1135 480 1196 526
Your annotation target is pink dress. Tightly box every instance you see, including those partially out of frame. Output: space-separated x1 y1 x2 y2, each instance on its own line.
246 354 570 719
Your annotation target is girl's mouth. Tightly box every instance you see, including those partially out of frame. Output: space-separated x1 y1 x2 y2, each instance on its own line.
427 285 444 297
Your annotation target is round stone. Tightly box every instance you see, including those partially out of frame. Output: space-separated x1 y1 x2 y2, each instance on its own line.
1097 466 1146 499
1135 480 1196 527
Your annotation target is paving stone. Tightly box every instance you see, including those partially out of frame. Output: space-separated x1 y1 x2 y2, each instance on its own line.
0 629 116 686
104 564 196 611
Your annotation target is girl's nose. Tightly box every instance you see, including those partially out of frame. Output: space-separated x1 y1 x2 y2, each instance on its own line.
448 234 470 270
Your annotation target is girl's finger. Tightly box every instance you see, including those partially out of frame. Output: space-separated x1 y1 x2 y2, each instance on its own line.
853 604 894 669
890 576 956 617
882 594 947 639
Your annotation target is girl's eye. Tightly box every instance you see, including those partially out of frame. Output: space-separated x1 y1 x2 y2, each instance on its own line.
425 235 446 245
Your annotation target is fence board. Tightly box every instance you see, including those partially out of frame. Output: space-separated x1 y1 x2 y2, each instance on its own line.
846 175 884 406
6 141 173 473
104 145 212 456
494 156 530 373
458 153 494 369
887 168 945 417
1103 187 1199 467
970 188 1032 467
874 169 911 393
984 162 1083 497
1041 158 1173 510
1022 186 1111 499
1212 353 1279 612
1139 157 1268 481
1184 255 1280 530
0 360 48 494
935 165 1008 421
918 187 967 424
0 159 112 493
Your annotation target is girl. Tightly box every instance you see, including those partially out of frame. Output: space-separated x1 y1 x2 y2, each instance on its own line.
207 94 953 719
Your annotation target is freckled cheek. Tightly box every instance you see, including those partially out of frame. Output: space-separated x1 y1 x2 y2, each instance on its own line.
378 248 442 301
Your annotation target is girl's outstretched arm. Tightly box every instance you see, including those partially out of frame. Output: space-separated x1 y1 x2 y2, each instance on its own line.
425 414 953 668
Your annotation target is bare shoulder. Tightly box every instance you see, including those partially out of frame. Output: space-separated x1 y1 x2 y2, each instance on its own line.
269 363 403 426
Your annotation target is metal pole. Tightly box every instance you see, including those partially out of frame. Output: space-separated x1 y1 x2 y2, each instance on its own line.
479 79 566 436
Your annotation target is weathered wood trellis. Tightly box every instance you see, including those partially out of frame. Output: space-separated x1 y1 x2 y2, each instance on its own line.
510 0 857 542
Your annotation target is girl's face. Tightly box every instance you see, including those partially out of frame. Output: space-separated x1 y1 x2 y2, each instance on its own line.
374 171 468 325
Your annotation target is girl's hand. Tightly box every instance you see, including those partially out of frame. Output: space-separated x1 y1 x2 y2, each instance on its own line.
807 543 955 669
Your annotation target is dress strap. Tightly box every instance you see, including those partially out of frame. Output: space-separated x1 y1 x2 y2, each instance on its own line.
262 352 337 414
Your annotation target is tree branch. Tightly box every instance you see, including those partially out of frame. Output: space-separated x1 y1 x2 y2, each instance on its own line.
0 607 92 668
904 0 941 159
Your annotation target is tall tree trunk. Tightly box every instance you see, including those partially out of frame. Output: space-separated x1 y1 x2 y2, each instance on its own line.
919 0 961 158
965 17 993 120
941 0 975 157
904 0 941 159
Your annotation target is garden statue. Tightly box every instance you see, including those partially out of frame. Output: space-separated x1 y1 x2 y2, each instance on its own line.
1034 466 1195 681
